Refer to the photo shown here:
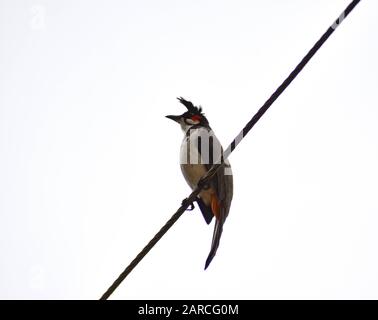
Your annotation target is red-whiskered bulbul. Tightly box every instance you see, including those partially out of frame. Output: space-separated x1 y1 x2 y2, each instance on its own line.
166 97 233 269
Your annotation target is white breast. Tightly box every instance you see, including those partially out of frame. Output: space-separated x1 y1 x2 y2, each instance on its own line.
179 126 230 189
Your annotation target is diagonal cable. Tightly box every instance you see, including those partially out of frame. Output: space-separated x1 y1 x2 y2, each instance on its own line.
100 0 361 300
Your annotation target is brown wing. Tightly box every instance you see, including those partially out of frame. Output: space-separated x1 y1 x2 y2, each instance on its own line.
204 160 233 269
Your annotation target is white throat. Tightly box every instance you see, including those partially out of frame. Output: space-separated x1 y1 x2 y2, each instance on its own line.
179 118 199 133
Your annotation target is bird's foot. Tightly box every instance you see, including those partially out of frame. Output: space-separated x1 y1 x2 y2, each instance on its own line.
182 198 195 211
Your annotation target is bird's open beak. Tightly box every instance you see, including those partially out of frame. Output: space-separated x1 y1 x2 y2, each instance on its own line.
165 115 181 123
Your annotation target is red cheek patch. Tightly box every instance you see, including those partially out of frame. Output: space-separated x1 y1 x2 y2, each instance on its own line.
191 115 201 122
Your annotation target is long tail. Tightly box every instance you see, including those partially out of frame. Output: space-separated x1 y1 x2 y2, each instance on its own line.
204 219 223 270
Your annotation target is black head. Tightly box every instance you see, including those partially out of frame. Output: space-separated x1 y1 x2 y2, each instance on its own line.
166 97 209 129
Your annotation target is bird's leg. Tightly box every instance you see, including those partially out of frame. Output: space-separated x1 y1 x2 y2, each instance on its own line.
182 198 195 211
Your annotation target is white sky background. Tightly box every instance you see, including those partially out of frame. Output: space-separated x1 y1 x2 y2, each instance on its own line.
0 0 377 299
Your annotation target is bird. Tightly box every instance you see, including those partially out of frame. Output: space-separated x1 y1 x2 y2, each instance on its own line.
166 97 233 269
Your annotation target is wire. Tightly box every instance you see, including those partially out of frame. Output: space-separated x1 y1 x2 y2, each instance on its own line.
100 0 361 300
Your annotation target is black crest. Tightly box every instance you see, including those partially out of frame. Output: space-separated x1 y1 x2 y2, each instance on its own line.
177 97 203 115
